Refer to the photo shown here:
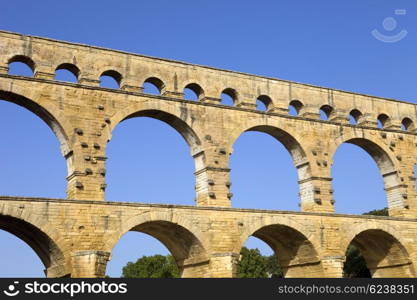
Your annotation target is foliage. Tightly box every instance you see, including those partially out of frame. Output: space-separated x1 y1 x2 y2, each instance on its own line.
343 245 371 278
363 207 388 216
343 207 388 278
236 247 268 278
265 254 283 278
236 247 283 278
122 254 179 278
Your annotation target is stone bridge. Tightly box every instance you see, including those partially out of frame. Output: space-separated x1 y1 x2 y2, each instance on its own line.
0 30 416 277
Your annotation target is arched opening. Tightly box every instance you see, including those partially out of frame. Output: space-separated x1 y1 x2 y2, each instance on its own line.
401 117 414 131
332 139 397 214
143 77 165 95
237 236 282 278
349 109 362 125
377 114 390 129
230 126 305 211
106 110 201 205
220 88 237 106
107 220 208 278
183 83 203 101
8 55 35 77
256 95 272 112
319 105 333 121
0 93 68 198
55 63 79 83
288 100 303 116
343 229 414 277
238 224 323 278
100 70 122 89
0 215 66 277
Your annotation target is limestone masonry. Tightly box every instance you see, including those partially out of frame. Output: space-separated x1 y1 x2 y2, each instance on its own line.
0 31 416 277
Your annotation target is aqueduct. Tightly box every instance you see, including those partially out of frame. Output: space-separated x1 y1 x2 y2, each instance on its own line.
0 30 417 277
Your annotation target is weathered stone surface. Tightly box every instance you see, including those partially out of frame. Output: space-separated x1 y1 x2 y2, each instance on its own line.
0 31 416 277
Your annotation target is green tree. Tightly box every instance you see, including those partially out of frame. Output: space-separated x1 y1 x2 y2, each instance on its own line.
265 254 283 278
122 254 180 278
236 247 268 278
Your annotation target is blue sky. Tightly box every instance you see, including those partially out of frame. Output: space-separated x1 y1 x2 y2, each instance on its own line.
0 0 416 277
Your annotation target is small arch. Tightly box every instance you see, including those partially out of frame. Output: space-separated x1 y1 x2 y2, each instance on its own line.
143 77 165 95
377 114 390 129
183 83 204 101
401 117 414 131
344 229 414 277
349 109 362 125
256 95 272 112
220 88 237 106
100 70 122 89
319 105 333 120
8 55 35 76
55 63 80 83
288 100 303 116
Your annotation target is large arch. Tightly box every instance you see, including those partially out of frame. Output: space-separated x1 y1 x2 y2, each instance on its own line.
331 136 402 214
108 101 203 155
341 225 415 277
0 88 71 158
229 122 311 210
105 212 209 277
0 203 70 277
237 217 323 277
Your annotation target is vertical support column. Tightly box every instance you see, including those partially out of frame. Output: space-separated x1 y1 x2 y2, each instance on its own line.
71 250 110 278
299 104 320 119
209 253 239 278
357 113 378 127
66 113 107 201
45 264 70 278
79 73 100 87
329 109 349 124
34 65 55 80
321 256 345 278
297 162 334 213
120 77 140 92
193 147 232 207
0 62 8 74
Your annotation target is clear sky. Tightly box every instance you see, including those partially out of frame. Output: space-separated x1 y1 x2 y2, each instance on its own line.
0 0 416 277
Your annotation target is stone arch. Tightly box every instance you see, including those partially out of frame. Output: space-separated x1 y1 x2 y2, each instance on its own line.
55 63 80 81
230 122 310 178
100 70 123 88
331 136 403 214
108 101 203 155
341 224 415 277
402 117 415 131
0 203 71 277
220 88 238 106
231 123 308 167
256 95 273 111
377 113 390 129
237 216 324 277
143 77 166 94
7 54 36 73
0 86 72 160
228 120 313 210
319 104 334 120
288 100 304 116
105 211 209 277
183 82 205 101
